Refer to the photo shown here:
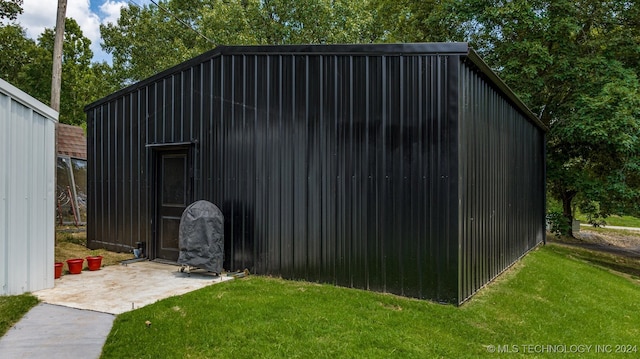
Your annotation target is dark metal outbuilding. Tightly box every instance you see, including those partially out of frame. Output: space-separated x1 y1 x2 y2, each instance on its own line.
85 43 546 304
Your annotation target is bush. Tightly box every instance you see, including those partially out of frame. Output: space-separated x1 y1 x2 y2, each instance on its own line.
547 211 571 235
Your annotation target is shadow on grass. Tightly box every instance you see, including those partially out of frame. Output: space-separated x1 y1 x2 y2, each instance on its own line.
547 240 640 280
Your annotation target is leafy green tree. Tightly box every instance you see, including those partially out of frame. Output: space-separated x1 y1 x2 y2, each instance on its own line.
368 0 461 42
0 0 22 20
436 0 640 235
1 18 117 125
101 1 208 84
98 0 640 237
101 0 379 85
256 0 378 44
0 24 38 84
17 18 95 124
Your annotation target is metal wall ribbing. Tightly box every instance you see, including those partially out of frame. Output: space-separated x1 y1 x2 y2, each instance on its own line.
86 44 546 304
1 78 57 295
458 61 546 303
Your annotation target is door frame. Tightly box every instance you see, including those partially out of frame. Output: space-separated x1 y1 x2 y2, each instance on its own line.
147 142 194 261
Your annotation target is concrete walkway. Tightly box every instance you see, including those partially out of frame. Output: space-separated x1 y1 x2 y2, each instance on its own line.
579 223 640 231
33 260 232 314
0 304 114 359
0 261 233 358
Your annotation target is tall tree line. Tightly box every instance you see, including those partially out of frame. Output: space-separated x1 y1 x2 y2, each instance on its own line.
1 6 118 125
1 0 639 231
439 0 640 233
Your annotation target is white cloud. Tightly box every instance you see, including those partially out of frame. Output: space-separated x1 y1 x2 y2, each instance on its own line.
18 0 57 40
68 0 102 53
18 0 103 61
15 0 151 63
99 1 128 26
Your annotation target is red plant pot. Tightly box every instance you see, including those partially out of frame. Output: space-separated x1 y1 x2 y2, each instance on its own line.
66 258 84 274
54 262 63 279
86 256 103 271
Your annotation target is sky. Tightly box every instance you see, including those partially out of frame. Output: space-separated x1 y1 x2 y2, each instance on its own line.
13 0 152 63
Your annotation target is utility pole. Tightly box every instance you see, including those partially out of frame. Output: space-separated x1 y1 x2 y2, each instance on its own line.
51 0 66 232
50 0 67 111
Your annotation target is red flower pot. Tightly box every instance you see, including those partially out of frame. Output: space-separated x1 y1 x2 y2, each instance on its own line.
66 258 84 274
86 256 103 271
54 262 63 279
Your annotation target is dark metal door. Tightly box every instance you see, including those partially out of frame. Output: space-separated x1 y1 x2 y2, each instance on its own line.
155 151 190 261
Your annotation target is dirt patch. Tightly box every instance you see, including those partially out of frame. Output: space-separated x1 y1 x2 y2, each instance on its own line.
55 227 134 271
55 242 134 270
570 229 640 258
547 229 640 280
575 229 640 250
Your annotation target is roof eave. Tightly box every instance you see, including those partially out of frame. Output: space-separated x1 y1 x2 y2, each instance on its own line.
464 49 548 132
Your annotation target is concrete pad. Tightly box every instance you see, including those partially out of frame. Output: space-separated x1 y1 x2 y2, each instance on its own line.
33 261 233 314
0 303 114 359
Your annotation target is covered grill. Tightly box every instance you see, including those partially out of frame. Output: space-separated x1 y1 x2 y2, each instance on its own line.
177 200 224 274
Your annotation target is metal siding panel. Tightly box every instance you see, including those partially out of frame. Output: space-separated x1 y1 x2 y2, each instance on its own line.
99 105 113 247
86 109 95 247
245 55 258 272
366 56 383 293
28 115 41 290
458 61 545 303
0 84 56 295
193 64 203 199
309 71 321 278
253 56 268 274
113 99 122 248
0 93 7 294
44 117 56 291
98 106 106 247
120 96 129 249
106 101 114 248
268 55 283 274
383 55 401 294
401 56 422 298
321 56 336 284
141 87 150 250
87 106 104 249
31 113 55 292
292 55 308 279
278 55 292 278
7 101 29 294
85 46 542 304
337 55 346 285
131 92 140 248
351 56 367 291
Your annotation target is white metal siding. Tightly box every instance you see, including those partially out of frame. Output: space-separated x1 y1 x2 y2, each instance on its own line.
0 78 58 295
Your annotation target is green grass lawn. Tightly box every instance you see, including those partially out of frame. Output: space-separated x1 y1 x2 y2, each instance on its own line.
101 244 640 358
0 294 39 337
575 214 640 228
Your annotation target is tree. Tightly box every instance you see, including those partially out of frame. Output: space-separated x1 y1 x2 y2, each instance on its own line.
368 0 462 43
0 0 22 20
0 24 38 84
434 0 640 235
5 18 116 125
50 0 68 112
101 1 209 84
255 0 379 44
37 18 109 124
101 0 380 85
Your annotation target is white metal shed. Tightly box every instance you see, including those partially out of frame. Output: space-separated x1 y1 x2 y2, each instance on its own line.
1 78 58 295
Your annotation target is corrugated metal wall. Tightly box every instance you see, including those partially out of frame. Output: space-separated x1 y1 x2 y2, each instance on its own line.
458 61 546 303
86 44 546 304
0 78 57 295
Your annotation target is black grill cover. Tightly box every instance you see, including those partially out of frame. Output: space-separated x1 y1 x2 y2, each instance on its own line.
177 200 224 273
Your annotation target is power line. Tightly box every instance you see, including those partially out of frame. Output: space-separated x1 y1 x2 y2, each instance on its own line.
126 0 215 45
